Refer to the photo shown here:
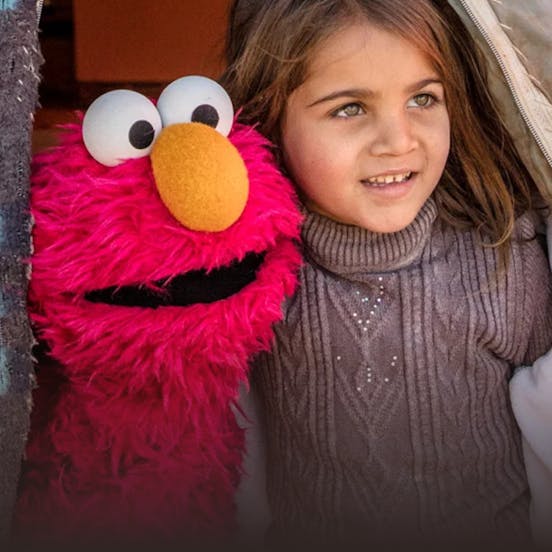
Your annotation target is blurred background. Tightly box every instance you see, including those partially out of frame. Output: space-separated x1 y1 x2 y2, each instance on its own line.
33 0 230 153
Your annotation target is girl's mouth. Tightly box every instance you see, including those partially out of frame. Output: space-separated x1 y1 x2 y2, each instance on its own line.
361 171 414 187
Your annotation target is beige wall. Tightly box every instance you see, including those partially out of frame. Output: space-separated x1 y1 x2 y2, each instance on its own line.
73 0 229 83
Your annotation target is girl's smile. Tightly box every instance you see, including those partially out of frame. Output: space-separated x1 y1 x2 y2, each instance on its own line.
281 21 451 233
360 170 416 199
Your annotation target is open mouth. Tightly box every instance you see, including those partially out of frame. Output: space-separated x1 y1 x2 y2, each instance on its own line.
84 251 265 308
361 171 415 187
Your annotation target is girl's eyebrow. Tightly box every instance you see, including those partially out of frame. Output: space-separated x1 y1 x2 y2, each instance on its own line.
307 78 443 108
307 88 368 108
405 77 443 94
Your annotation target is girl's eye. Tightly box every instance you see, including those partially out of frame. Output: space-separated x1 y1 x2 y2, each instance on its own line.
408 93 436 108
333 103 365 118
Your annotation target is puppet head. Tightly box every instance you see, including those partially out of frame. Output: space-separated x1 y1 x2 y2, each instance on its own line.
30 76 302 391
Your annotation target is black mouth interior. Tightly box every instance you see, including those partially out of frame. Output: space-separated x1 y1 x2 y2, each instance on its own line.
84 251 265 308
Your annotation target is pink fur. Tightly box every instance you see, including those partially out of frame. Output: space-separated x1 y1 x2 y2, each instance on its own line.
15 118 302 542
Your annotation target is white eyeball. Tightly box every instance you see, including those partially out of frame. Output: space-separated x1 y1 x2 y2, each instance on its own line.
82 90 162 167
157 76 234 137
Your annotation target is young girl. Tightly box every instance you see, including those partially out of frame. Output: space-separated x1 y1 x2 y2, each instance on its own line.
222 0 552 549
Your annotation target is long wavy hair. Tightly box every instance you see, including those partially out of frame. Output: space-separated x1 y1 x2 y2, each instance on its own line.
220 0 536 256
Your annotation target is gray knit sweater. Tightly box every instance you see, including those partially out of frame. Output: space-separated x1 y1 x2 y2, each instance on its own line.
253 199 552 550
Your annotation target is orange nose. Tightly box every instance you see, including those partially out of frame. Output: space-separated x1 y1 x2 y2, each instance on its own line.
151 123 249 232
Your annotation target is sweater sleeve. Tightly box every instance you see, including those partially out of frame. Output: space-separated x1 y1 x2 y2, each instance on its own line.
510 349 552 548
519 212 552 365
510 213 552 548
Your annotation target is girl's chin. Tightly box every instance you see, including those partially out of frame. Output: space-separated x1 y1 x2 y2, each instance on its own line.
353 206 423 234
304 197 428 234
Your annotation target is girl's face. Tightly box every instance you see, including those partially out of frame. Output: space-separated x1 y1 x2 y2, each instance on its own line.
281 21 450 233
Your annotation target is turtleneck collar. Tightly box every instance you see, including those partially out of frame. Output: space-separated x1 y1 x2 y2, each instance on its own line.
301 198 438 275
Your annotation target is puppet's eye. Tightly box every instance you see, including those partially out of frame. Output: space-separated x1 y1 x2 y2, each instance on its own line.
82 90 162 167
157 76 234 137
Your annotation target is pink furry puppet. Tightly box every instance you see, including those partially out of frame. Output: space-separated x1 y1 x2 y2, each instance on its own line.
14 76 301 545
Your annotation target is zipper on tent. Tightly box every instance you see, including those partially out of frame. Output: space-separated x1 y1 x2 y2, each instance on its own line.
459 0 552 167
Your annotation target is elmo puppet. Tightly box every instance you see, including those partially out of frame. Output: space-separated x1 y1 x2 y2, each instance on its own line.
14 76 302 544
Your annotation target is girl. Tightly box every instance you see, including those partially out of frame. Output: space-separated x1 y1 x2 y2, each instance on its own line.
223 0 552 550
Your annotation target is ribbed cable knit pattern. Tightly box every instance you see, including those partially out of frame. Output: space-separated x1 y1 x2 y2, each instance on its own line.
253 199 552 550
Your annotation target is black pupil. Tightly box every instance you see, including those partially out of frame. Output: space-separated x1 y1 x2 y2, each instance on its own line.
191 104 220 128
129 120 155 150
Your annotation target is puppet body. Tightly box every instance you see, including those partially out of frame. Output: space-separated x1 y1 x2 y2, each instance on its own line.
14 80 302 542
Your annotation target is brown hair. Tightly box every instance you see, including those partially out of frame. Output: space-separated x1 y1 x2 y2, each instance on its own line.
220 0 535 255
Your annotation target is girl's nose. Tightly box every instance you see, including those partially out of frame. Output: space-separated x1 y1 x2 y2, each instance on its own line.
368 112 417 157
150 123 249 232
